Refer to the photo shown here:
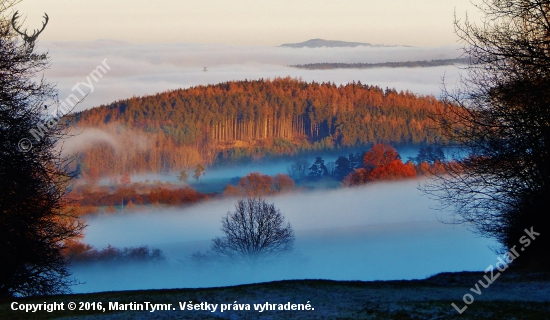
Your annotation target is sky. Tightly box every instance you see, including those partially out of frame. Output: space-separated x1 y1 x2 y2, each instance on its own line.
13 0 481 46
8 1 481 112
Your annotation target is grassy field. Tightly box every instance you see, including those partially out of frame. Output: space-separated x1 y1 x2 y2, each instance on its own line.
2 271 549 319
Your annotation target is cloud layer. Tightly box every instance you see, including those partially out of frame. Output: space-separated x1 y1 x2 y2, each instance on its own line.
37 41 465 112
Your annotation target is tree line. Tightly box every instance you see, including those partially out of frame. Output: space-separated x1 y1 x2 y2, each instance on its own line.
65 143 448 214
223 144 448 197
297 144 447 186
65 182 208 215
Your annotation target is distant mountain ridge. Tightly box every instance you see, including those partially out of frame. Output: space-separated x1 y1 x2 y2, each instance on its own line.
289 58 470 70
279 38 405 48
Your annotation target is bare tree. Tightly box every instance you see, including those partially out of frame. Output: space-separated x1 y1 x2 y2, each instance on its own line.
0 1 84 296
211 198 294 263
287 158 309 180
426 0 550 269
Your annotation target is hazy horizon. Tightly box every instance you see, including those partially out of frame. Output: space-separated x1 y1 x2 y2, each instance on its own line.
13 0 476 114
14 1 481 46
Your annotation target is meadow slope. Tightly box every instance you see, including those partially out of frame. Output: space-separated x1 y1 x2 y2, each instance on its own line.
2 271 549 319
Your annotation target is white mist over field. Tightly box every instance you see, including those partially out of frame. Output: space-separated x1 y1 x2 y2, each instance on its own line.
71 180 497 293
36 41 465 112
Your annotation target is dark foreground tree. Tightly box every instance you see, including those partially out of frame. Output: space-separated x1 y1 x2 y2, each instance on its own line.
211 198 294 263
0 1 84 296
427 0 550 269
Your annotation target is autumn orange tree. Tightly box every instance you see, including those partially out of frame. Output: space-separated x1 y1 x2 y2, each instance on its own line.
120 172 131 185
362 144 400 169
223 172 295 197
366 160 416 181
344 144 417 185
273 173 295 193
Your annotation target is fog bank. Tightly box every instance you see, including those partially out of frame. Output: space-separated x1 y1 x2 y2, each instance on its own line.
71 180 497 293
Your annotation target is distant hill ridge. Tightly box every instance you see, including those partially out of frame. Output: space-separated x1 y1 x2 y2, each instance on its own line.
279 38 405 48
289 58 470 70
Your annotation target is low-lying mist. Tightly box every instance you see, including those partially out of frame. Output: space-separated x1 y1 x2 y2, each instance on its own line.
71 180 497 293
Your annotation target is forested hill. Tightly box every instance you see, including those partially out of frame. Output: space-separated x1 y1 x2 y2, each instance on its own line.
71 78 448 175
280 38 376 48
290 58 469 70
